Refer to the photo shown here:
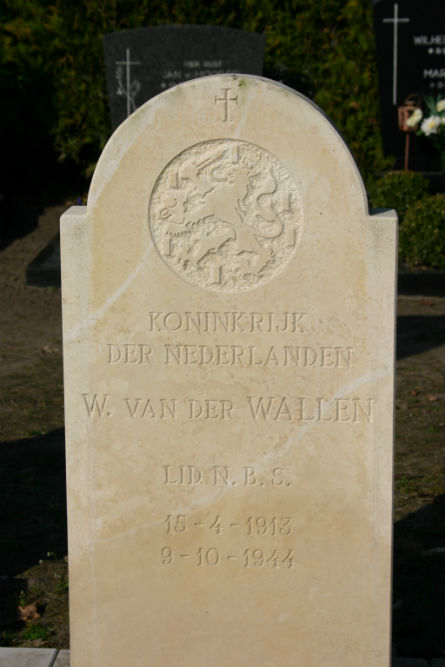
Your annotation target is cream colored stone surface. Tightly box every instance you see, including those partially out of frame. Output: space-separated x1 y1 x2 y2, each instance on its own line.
61 74 397 667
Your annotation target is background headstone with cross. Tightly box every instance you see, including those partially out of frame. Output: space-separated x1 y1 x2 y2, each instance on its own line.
373 0 445 177
103 25 265 131
26 24 265 288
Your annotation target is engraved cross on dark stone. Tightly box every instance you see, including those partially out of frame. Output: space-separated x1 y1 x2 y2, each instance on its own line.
115 48 141 117
215 88 238 121
382 2 410 105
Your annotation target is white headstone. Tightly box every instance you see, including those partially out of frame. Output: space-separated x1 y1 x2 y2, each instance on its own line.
61 74 397 667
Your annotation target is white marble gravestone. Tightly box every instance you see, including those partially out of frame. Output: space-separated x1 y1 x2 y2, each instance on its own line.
61 74 397 667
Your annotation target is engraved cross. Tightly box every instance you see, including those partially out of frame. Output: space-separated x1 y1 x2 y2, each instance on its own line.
215 88 238 122
115 48 141 117
383 3 410 105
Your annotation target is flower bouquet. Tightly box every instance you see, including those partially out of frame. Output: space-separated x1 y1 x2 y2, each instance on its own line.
407 96 445 171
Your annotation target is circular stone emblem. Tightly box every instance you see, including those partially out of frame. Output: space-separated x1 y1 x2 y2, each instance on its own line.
149 139 303 292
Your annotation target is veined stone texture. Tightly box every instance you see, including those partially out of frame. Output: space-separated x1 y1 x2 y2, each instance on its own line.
61 74 397 667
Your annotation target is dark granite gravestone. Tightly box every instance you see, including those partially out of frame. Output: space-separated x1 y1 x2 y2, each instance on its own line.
103 25 265 130
373 0 445 173
27 24 264 287
26 233 61 287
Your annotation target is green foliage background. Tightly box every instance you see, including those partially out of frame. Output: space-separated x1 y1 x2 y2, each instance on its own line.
367 170 431 221
399 194 445 270
0 0 390 182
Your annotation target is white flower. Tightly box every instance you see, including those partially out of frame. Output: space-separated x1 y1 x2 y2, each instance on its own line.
406 108 422 127
421 115 442 136
436 99 445 113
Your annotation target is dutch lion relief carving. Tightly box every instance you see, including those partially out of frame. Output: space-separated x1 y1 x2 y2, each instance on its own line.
149 139 303 292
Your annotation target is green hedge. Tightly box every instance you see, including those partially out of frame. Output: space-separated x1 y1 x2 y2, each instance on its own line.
367 171 430 222
368 171 444 269
399 194 445 270
1 0 389 180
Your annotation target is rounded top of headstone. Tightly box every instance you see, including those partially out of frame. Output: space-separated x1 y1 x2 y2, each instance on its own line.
88 74 368 294
90 73 366 209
